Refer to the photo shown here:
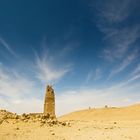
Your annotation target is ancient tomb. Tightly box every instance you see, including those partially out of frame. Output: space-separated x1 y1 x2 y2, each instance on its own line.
44 85 55 118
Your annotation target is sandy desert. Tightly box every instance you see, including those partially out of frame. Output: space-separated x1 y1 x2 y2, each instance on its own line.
1 103 140 140
1 0 140 140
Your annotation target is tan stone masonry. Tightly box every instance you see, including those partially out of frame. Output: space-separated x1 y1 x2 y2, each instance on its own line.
44 85 55 118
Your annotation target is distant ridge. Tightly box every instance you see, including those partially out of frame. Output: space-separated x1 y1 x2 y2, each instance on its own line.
59 103 140 121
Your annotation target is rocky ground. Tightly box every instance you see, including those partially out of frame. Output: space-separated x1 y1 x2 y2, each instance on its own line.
1 104 140 140
0 110 69 127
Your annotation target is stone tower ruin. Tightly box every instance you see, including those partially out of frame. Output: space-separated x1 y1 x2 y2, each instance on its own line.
44 85 55 118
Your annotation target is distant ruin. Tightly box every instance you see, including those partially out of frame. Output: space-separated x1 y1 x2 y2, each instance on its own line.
44 85 55 118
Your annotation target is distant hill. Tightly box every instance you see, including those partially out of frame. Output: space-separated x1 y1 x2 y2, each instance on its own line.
59 103 140 121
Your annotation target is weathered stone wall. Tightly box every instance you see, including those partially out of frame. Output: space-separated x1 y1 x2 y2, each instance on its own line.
44 85 55 118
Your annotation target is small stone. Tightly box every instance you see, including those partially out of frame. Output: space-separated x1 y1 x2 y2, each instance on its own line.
65 121 70 126
16 127 19 130
51 132 55 135
40 123 44 127
24 119 28 123
15 115 19 119
20 118 25 121
38 118 42 121
36 115 39 118
5 133 10 136
4 120 9 123
61 122 66 126
22 113 27 117
51 120 58 125
41 120 46 124
0 119 3 125
2 115 8 119
105 105 108 108
41 114 49 119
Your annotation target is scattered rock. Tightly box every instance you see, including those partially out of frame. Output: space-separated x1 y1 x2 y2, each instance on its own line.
5 133 10 136
110 127 114 129
51 132 55 135
15 115 19 119
105 105 108 108
24 119 28 123
3 120 9 123
41 114 50 119
0 110 69 127
0 119 3 125
41 120 46 124
65 121 71 126
16 127 19 130
2 115 8 119
61 122 66 126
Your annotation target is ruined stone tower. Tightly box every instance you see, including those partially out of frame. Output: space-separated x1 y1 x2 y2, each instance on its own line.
44 85 55 118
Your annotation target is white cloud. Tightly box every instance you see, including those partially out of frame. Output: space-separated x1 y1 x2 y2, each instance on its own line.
130 63 140 76
0 66 36 99
56 82 140 116
0 64 43 114
97 0 132 24
91 0 140 62
0 64 42 114
0 38 17 57
86 68 102 84
108 65 140 88
126 73 140 85
35 51 72 83
108 51 137 79
102 26 140 61
0 42 74 115
94 68 102 80
0 98 43 114
0 61 140 116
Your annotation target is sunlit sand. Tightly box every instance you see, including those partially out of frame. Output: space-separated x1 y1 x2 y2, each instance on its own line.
1 103 140 140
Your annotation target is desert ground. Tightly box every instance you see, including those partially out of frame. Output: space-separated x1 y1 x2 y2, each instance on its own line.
1 104 140 140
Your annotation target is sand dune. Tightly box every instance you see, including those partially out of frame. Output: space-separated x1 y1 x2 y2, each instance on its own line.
1 103 140 140
59 103 140 121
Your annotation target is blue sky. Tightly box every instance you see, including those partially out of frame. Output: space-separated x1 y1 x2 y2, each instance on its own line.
0 0 140 115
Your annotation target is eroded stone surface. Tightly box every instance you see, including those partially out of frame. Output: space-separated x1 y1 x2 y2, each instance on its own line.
0 110 70 127
44 85 55 118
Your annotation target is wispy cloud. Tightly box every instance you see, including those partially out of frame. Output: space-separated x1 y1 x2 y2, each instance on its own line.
56 82 140 116
0 64 42 113
86 68 102 84
102 26 140 61
0 38 17 57
56 63 140 116
130 63 140 77
0 61 140 116
89 0 140 85
108 50 137 79
123 64 140 85
91 0 140 62
97 0 132 24
0 65 37 99
0 39 75 115
35 51 72 84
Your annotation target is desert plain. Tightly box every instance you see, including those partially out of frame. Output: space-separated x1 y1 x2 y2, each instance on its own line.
1 103 140 140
